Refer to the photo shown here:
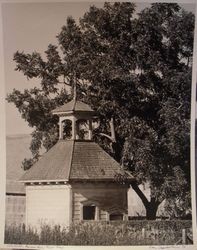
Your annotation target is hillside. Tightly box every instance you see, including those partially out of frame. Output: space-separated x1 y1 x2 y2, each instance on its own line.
6 134 32 193
6 134 32 180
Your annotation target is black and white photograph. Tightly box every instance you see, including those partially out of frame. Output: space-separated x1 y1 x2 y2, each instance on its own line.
0 0 196 247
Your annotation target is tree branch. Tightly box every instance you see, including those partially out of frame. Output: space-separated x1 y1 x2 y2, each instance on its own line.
131 182 149 208
98 118 116 142
109 117 116 142
99 132 113 141
57 81 71 86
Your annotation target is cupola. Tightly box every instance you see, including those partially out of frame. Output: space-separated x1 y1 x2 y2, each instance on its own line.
52 99 96 141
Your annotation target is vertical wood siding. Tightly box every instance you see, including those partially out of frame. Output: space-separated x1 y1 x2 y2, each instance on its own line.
72 183 128 222
5 195 26 226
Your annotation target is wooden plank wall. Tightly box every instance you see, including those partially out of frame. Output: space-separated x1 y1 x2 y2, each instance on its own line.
5 195 26 226
72 182 128 222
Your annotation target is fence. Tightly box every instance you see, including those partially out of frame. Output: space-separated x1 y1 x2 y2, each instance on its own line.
115 225 193 245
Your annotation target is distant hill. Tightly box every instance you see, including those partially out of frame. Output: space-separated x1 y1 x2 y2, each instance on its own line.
6 134 32 193
6 134 32 181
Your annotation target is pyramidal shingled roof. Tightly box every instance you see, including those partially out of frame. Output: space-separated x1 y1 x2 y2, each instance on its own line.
52 100 94 114
20 140 134 182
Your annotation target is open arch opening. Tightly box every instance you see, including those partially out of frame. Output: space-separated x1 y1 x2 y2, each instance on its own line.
62 119 72 140
76 119 89 140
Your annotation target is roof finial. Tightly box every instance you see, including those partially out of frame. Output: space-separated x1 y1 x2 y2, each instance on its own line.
73 80 77 102
73 72 77 102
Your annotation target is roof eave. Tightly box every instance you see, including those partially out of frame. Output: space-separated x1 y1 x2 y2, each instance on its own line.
52 110 74 115
19 179 69 183
69 177 135 182
52 110 97 116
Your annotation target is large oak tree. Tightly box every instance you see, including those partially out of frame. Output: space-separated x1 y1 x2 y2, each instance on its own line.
7 2 194 219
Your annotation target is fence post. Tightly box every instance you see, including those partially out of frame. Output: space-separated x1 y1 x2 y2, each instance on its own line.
182 229 186 244
142 228 145 239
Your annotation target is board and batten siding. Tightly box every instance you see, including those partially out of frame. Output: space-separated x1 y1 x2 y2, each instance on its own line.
5 195 26 226
26 184 72 228
72 183 128 222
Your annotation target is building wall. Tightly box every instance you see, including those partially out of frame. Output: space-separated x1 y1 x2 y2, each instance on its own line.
72 182 128 222
26 184 72 228
5 194 26 226
6 183 167 228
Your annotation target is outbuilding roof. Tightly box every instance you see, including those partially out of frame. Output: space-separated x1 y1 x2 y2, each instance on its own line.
20 140 134 182
52 100 95 114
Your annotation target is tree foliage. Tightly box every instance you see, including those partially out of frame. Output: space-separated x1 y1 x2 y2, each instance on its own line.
7 2 194 219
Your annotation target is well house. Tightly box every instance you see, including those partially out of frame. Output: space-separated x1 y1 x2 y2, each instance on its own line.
20 100 134 228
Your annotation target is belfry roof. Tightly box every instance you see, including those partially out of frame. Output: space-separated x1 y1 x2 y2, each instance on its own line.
52 100 94 114
20 140 134 182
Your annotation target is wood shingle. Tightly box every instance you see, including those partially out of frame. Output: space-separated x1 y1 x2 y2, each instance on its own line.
70 141 124 180
52 100 94 114
20 140 134 182
20 140 74 182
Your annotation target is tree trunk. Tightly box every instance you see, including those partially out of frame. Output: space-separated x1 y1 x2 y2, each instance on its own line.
145 202 159 220
131 182 160 220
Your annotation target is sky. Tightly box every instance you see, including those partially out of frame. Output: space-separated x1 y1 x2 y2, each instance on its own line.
1 1 196 135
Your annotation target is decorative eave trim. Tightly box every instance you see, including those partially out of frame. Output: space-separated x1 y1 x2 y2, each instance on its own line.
69 178 134 183
52 110 96 116
52 111 74 115
19 179 69 184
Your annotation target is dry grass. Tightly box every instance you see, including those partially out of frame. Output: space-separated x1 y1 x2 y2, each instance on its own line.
4 220 192 245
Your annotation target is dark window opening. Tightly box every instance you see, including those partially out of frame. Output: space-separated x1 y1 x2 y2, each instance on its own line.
83 205 95 220
109 213 123 221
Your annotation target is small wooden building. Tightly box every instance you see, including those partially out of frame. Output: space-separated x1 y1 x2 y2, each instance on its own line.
6 135 29 226
20 100 134 228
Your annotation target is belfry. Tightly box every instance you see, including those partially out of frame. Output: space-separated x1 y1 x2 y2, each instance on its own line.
20 96 134 228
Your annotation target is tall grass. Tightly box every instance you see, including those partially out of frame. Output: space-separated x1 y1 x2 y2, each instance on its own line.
5 220 192 245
